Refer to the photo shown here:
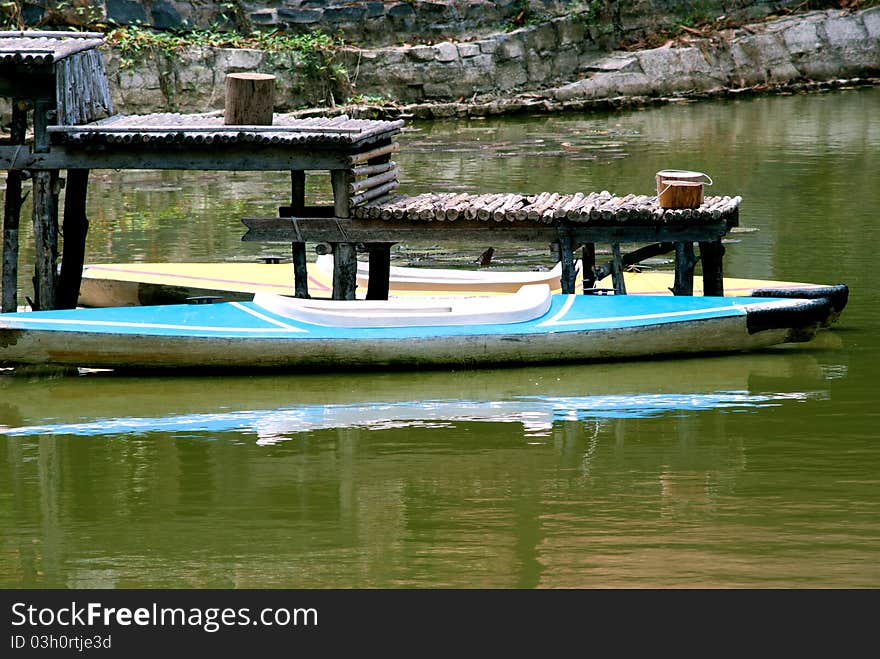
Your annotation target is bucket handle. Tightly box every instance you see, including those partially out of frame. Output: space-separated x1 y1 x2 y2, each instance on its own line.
658 170 713 186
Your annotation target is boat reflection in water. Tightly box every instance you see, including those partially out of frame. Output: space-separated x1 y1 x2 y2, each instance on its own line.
0 335 842 442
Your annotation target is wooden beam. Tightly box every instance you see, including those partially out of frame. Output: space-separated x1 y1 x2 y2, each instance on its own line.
57 168 89 309
242 217 733 245
0 145 351 171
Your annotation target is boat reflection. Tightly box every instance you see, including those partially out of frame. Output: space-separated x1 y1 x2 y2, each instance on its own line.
0 345 842 441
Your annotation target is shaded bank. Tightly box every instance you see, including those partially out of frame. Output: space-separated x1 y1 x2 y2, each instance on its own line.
94 7 880 119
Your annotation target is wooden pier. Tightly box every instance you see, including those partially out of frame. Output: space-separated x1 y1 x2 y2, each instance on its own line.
243 192 740 300
3 30 739 310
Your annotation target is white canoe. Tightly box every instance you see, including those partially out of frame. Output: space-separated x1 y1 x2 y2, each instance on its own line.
0 285 833 372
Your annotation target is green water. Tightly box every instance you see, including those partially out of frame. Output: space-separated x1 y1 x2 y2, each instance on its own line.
2 87 879 588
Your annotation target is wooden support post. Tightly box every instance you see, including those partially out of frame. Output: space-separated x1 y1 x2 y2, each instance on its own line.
57 168 90 309
31 170 60 310
332 242 357 300
33 98 53 153
224 73 276 125
672 241 698 296
581 243 596 293
365 242 393 301
557 230 576 295
610 243 627 295
290 170 306 215
331 169 352 219
700 240 725 296
291 242 309 299
2 100 27 313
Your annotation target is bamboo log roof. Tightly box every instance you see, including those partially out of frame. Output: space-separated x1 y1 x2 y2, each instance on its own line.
49 113 405 148
350 191 742 224
0 31 104 65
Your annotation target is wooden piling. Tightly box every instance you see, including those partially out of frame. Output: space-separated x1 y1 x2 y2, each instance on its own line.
365 243 393 301
2 100 27 312
700 240 725 296
581 243 596 293
557 229 576 295
31 170 60 310
291 242 310 299
672 241 698 296
57 168 90 309
331 169 352 218
610 243 627 295
332 242 357 300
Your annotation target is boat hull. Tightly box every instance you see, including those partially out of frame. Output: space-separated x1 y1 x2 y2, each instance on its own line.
0 294 830 372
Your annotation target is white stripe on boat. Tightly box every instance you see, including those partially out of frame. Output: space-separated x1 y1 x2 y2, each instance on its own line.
228 301 307 331
541 303 748 327
538 294 577 327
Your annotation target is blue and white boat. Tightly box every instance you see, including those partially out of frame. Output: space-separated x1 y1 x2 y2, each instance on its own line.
0 285 833 372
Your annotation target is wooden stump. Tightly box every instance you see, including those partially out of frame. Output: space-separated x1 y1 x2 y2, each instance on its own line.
224 73 276 126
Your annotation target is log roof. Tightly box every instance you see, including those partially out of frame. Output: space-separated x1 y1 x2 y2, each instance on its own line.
48 113 405 148
350 191 742 224
0 31 104 65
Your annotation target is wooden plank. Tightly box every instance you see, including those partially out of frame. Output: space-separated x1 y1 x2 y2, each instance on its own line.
56 168 89 309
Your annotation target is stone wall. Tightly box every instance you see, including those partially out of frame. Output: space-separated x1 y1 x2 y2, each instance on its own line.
16 1 806 48
101 6 880 114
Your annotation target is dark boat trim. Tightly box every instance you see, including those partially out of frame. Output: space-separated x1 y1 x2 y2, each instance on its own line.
745 297 832 337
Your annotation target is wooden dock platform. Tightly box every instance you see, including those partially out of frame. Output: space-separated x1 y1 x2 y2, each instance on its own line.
244 192 739 300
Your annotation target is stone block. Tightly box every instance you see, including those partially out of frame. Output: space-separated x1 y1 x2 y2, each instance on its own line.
780 20 823 56
408 46 435 62
496 38 525 61
457 43 481 59
434 42 459 63
365 2 385 19
249 9 279 26
387 3 415 19
525 23 558 55
278 8 323 24
863 7 880 39
324 6 367 23
106 0 147 25
150 0 184 30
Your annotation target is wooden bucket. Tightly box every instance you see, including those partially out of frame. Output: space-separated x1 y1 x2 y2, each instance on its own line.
658 180 704 209
655 170 713 208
